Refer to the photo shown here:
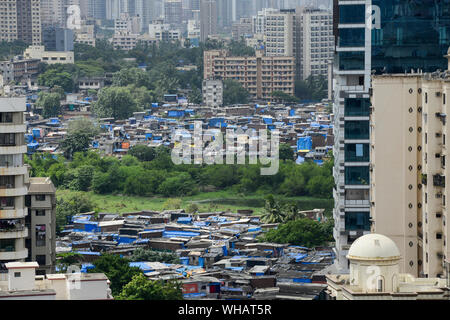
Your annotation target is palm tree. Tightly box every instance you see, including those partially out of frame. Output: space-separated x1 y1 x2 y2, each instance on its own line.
261 195 286 223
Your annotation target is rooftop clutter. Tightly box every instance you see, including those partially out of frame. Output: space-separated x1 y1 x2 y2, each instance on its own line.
57 208 334 300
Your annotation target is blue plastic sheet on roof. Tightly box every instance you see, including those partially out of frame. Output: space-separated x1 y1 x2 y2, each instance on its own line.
74 251 101 256
289 109 295 116
129 262 154 271
81 263 94 273
263 117 273 124
118 236 136 244
177 217 192 224
163 230 200 238
297 136 312 151
222 286 243 291
289 253 308 262
293 278 312 283
313 160 324 165
184 293 207 298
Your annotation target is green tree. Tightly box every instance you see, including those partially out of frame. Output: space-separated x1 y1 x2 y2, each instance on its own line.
117 273 183 300
38 69 74 92
36 92 62 118
261 195 286 223
158 172 197 196
112 67 151 88
56 252 83 273
128 145 156 162
271 91 299 103
264 218 333 247
93 86 138 119
56 192 94 233
67 118 100 137
60 132 92 159
223 79 250 105
88 254 141 297
279 143 295 161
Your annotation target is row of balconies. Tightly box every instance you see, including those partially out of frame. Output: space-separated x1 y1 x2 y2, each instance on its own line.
0 226 27 239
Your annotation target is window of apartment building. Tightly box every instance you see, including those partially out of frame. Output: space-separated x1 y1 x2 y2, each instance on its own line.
444 93 446 105
35 210 45 217
0 238 15 252
35 195 45 201
0 154 21 167
0 175 14 188
0 133 15 146
0 197 14 209
35 225 46 247
0 112 12 123
36 255 46 266
436 233 443 239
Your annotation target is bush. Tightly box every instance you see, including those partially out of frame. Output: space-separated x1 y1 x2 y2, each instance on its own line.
163 198 182 210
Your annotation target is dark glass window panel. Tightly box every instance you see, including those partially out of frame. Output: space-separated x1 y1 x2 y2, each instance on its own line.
345 143 370 162
345 212 371 231
338 51 365 70
345 166 370 185
371 0 450 74
339 28 365 47
344 120 370 139
345 98 370 116
339 5 365 24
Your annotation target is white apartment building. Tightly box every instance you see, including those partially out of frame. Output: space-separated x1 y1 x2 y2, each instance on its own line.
0 262 112 300
202 79 223 107
297 7 333 80
112 31 138 51
75 24 96 47
253 8 295 57
252 7 333 80
115 13 142 34
0 97 29 270
370 50 450 278
148 20 181 42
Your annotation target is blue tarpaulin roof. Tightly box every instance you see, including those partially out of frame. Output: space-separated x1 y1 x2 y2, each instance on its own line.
297 136 312 151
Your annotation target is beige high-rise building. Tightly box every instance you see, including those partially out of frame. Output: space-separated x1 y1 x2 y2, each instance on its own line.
370 49 450 278
25 177 56 275
203 49 295 101
0 0 42 45
0 98 56 276
0 97 29 271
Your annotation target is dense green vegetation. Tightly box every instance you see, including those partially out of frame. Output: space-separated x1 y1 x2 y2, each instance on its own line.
87 254 141 296
117 273 183 300
26 145 334 199
263 218 333 247
295 74 328 102
0 40 28 60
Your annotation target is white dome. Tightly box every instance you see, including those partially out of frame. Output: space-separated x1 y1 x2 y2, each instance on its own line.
347 233 400 261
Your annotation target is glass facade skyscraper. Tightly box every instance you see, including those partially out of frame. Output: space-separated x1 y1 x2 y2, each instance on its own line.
332 0 450 273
